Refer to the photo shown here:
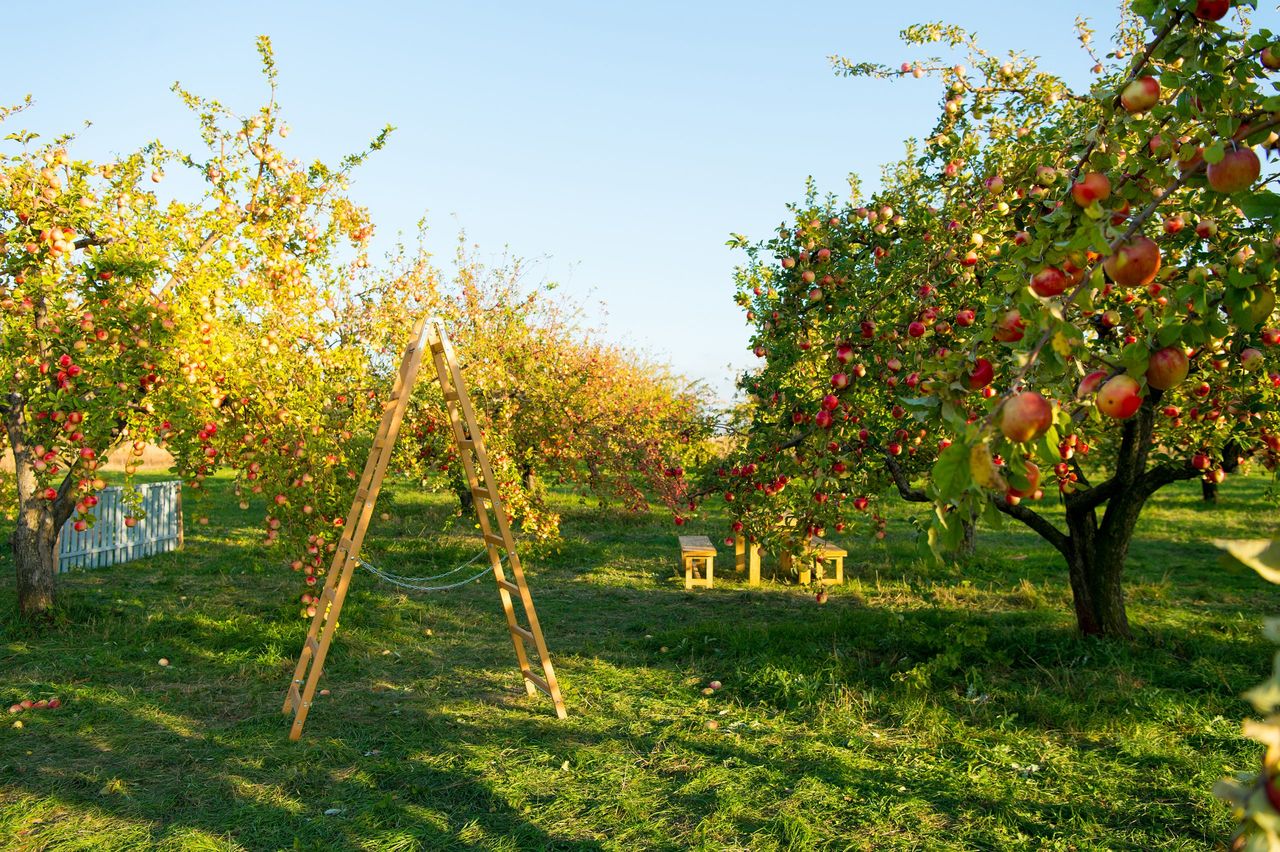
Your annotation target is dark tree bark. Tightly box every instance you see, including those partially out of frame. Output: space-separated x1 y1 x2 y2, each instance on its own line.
992 391 1200 638
1200 440 1240 503
5 393 76 620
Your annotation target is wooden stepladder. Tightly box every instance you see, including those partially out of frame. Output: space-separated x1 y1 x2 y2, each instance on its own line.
283 316 567 740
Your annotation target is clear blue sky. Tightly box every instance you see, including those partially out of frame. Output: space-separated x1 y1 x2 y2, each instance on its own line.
10 1 1142 399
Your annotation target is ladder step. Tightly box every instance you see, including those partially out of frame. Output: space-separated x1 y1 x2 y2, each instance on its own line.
523 670 552 696
321 588 338 605
510 623 536 643
484 532 507 549
305 636 320 656
458 439 476 451
444 390 460 402
338 538 353 552
287 681 302 710
430 342 445 354
356 488 369 501
497 578 520 596
471 486 496 501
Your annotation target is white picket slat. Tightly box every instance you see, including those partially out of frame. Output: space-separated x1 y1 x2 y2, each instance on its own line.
57 480 184 572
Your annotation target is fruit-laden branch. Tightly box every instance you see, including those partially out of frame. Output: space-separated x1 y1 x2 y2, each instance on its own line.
1071 9 1184 179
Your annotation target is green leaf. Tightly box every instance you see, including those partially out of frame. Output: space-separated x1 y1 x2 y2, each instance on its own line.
1203 140 1226 165
1157 321 1183 347
1214 539 1280 584
1239 191 1280 223
932 442 971 497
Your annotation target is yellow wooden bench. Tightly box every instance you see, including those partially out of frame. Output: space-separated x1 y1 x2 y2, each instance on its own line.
780 536 847 586
678 535 716 589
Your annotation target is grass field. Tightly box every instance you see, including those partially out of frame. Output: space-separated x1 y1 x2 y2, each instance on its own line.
2 470 1279 850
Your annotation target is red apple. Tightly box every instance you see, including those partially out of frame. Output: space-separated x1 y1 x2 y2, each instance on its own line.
1121 76 1160 113
955 309 975 326
1193 0 1230 21
1206 144 1260 194
1104 236 1161 288
1030 266 1068 297
1078 370 1109 397
1097 374 1142 419
908 321 926 338
1071 172 1111 206
1241 348 1264 371
966 358 994 390
1146 347 1189 390
1006 461 1041 499
993 310 1026 343
1263 46 1280 71
1000 392 1053 442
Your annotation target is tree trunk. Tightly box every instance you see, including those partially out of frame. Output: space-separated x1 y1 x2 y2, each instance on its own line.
5 393 74 620
1201 441 1240 503
12 507 60 619
521 463 537 494
1063 500 1134 639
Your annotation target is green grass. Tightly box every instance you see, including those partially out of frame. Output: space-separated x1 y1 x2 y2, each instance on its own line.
2 472 1279 850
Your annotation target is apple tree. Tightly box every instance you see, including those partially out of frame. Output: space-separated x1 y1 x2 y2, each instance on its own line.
711 0 1280 637
1 38 395 618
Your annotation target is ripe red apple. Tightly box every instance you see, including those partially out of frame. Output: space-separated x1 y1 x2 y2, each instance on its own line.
1071 172 1111 206
1030 266 1068 297
1195 218 1217 239
836 343 854 363
1078 370 1109 397
1193 0 1230 21
1206 144 1260 194
955 309 975 326
1241 348 1264 371
831 373 849 389
1192 452 1212 471
1104 236 1161 288
1121 76 1160 113
1000 392 1053 443
966 357 994 390
908 321 926 338
1146 347 1189 390
993 310 1026 343
1097 374 1142 419
1008 457 1039 498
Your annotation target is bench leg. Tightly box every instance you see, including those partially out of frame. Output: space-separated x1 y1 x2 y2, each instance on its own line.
748 545 760 586
735 535 745 573
705 556 713 588
834 557 844 585
798 558 811 586
780 551 792 582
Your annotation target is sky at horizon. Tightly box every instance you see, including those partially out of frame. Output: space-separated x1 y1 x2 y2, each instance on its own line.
9 1 1164 401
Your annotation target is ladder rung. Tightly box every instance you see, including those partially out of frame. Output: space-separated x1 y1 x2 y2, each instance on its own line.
287 681 301 710
321 588 337 605
305 636 320 656
430 342 445 354
497 578 520 596
484 532 507 549
338 539 353 552
471 486 496 501
458 439 476 451
510 623 535 643
523 670 552 696
444 390 459 402
356 488 369 501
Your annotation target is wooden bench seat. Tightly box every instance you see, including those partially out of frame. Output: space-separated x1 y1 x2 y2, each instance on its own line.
678 535 716 589
780 536 847 586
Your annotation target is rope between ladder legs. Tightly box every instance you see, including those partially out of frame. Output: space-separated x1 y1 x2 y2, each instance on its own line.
358 553 503 592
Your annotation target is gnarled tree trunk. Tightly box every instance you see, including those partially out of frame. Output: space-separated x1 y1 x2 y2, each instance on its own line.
5 393 76 620
995 391 1200 638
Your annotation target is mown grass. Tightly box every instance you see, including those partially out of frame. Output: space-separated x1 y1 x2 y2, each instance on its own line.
1 470 1279 850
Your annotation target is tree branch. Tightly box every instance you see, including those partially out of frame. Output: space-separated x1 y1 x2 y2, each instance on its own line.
884 453 928 503
994 496 1071 556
